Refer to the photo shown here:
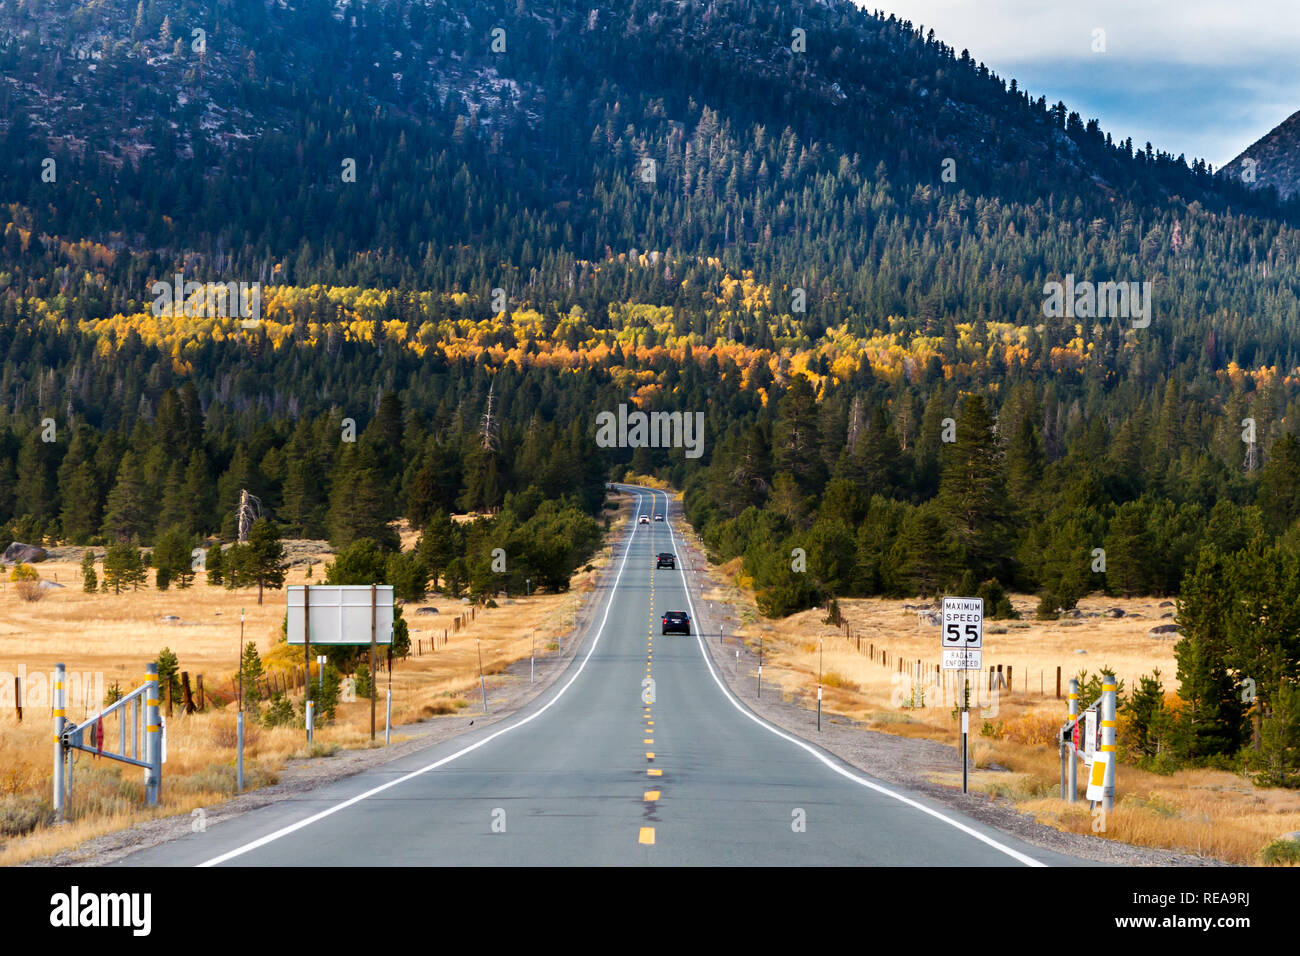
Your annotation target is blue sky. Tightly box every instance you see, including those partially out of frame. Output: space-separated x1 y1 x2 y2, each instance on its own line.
866 0 1300 168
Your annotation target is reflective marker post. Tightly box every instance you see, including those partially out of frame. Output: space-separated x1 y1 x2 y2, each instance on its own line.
1067 678 1079 802
144 662 161 806
1101 673 1117 812
238 607 245 793
53 662 66 821
816 638 823 732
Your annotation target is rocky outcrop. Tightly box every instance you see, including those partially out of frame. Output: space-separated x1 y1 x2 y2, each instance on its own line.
3 542 47 564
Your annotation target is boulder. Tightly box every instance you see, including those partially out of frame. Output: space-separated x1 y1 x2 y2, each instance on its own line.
1104 607 1125 618
917 609 941 626
38 580 65 589
1159 601 1175 608
415 607 439 616
1148 624 1182 638
3 542 47 564
160 615 181 623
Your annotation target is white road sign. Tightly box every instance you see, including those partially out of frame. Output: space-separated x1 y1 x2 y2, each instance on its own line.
941 596 984 671
287 585 394 645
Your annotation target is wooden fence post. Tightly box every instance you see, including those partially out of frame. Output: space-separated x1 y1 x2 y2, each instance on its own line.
1056 666 1061 699
196 674 204 710
181 672 195 714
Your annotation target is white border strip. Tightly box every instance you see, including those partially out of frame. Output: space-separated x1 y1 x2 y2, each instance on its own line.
654 487 1047 868
196 492 646 866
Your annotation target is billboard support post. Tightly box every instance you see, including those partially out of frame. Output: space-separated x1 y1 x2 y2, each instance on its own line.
303 583 311 742
370 584 377 742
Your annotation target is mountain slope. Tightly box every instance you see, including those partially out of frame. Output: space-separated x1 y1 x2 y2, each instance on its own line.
1221 109 1300 199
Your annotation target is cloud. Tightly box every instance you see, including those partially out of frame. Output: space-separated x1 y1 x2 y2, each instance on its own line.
867 0 1300 165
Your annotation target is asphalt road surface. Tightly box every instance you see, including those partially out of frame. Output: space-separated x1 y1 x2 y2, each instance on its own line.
120 486 1088 866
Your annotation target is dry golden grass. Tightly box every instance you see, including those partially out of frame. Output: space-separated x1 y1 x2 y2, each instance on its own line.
0 504 630 863
720 587 1300 865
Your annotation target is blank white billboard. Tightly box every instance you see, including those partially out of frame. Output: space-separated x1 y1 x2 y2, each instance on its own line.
286 585 394 645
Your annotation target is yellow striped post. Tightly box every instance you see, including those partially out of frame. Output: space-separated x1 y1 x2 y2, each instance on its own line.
1101 674 1116 811
1066 678 1079 802
144 662 161 806
53 663 67 819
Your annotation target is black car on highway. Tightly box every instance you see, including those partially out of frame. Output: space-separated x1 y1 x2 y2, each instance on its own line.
656 552 675 569
661 611 691 635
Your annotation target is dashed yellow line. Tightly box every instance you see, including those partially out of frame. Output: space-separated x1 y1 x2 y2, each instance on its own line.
647 768 662 777
645 752 655 760
644 790 660 802
639 827 655 845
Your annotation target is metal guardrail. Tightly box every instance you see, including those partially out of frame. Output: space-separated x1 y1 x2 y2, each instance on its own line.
1058 675 1116 810
54 661 161 820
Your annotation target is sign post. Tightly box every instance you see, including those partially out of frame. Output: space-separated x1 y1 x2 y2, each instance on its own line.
303 583 311 741
941 596 984 794
370 584 377 742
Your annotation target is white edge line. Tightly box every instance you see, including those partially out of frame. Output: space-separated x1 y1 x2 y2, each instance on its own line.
656 486 1048 868
195 491 646 867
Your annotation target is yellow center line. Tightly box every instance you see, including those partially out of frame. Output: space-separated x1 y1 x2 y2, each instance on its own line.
646 752 655 760
647 768 662 777
639 827 655 845
644 790 660 802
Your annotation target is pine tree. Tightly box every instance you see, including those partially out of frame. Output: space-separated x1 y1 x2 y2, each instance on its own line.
102 452 150 542
80 550 97 593
205 542 224 586
772 375 824 496
1005 411 1045 503
936 396 1013 582
888 502 959 597
239 641 263 708
242 518 288 604
1258 433 1300 534
153 525 195 590
155 647 181 706
102 541 144 594
61 461 101 544
417 510 460 590
328 444 399 548
1173 547 1246 760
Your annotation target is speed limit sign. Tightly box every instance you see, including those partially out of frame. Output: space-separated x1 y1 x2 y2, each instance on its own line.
941 597 983 670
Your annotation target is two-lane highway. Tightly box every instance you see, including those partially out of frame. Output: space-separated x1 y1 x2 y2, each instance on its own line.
120 487 1088 866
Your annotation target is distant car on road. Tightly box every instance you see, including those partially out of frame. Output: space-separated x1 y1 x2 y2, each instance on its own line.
654 514 664 522
638 514 649 524
656 552 675 569
661 611 691 635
